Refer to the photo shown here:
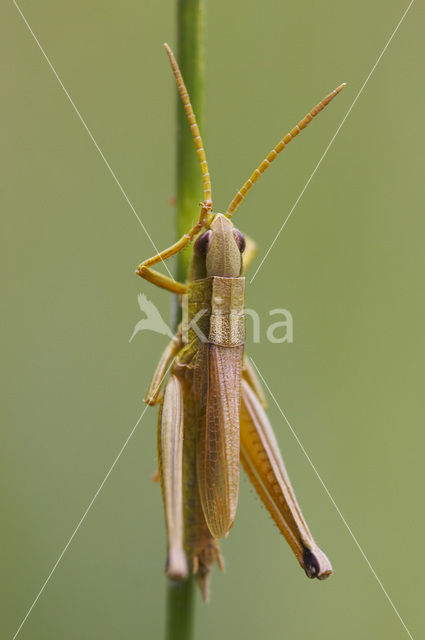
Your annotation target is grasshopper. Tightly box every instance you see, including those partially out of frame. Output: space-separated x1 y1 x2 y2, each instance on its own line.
136 43 345 600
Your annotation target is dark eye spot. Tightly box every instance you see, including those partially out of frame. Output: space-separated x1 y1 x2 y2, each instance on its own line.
233 228 246 253
194 230 212 256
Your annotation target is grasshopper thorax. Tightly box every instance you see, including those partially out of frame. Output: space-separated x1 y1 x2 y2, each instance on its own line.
189 213 245 281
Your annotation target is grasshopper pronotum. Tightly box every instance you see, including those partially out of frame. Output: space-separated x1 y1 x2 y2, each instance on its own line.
136 44 345 600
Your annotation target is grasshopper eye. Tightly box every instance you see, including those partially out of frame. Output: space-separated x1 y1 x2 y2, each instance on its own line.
194 230 212 256
233 228 246 253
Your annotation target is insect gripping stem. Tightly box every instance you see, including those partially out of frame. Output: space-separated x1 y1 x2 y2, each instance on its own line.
164 43 212 204
225 82 346 218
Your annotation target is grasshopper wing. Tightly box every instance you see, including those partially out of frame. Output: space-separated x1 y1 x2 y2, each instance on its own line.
194 343 243 539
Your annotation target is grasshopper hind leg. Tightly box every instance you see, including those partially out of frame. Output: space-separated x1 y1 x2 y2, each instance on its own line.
145 333 183 405
239 379 332 580
242 355 267 408
158 374 188 579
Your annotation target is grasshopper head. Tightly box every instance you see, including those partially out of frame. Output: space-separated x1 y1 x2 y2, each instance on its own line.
190 213 245 280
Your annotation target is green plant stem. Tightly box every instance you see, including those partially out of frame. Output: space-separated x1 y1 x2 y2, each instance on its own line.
175 0 206 284
166 1 206 639
166 578 195 640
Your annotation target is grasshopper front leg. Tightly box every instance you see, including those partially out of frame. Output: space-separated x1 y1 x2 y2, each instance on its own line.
240 378 332 579
136 201 213 294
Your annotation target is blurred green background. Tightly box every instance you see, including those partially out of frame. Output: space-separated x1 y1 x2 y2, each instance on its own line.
2 1 424 638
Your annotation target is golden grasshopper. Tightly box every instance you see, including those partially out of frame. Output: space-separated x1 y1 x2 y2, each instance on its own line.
136 43 345 600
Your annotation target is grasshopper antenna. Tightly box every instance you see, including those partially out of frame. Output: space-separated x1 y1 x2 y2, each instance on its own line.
225 82 346 218
164 43 212 209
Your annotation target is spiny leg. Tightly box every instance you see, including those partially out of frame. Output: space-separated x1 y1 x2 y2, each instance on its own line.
158 374 188 579
239 379 332 579
226 83 346 217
